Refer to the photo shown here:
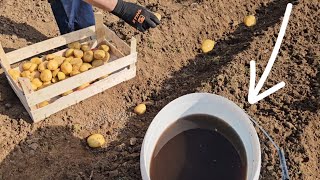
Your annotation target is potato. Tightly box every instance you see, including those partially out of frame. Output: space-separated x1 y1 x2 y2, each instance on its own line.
94 50 106 60
30 71 36 80
28 63 38 72
32 71 40 79
32 78 43 88
154 12 161 21
64 57 73 63
38 101 49 108
79 63 92 72
38 81 52 90
92 60 104 67
70 70 80 76
57 72 66 81
65 49 74 57
81 44 91 51
46 54 56 60
54 56 65 66
73 49 84 58
77 83 90 90
8 69 21 81
201 39 215 53
40 69 52 82
30 57 42 65
62 90 73 96
42 81 52 87
61 62 72 74
99 45 110 52
68 42 81 49
51 77 58 83
70 58 83 66
21 71 31 79
87 134 105 148
31 83 37 91
52 68 60 78
102 52 110 62
244 15 256 27
134 104 146 115
22 62 32 71
38 61 48 72
72 64 81 71
83 51 94 63
47 60 59 71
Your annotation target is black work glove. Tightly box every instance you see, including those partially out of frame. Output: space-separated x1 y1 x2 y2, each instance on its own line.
111 0 160 32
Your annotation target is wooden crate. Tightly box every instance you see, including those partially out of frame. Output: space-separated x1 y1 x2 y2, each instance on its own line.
0 13 137 122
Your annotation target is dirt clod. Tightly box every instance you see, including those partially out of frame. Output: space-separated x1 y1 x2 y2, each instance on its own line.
129 138 137 146
28 143 39 151
108 170 119 177
4 103 12 109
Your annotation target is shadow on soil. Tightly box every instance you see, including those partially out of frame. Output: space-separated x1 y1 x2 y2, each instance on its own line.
290 54 320 112
0 16 48 46
0 72 32 122
2 0 316 180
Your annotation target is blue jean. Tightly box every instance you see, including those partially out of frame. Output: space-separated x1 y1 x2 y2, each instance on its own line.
49 0 95 34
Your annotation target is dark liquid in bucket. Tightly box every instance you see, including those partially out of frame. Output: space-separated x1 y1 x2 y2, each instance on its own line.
150 114 247 180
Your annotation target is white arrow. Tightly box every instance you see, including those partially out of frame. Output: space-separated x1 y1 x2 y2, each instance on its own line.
248 3 293 104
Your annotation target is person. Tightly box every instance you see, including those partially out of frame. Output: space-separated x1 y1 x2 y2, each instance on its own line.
48 0 160 34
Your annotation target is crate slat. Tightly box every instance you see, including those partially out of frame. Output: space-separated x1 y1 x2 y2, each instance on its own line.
31 66 136 122
103 25 131 55
26 53 137 106
6 26 96 64
95 12 106 45
0 43 11 70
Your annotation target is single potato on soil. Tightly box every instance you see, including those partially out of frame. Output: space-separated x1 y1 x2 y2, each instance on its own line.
134 104 147 115
244 15 256 27
201 39 215 53
87 134 106 148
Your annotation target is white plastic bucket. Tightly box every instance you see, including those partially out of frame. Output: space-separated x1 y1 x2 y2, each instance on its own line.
140 93 261 180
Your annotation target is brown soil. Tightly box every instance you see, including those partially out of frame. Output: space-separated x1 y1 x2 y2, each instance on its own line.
0 0 319 179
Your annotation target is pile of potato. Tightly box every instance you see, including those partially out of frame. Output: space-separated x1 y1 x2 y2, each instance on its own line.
8 42 111 94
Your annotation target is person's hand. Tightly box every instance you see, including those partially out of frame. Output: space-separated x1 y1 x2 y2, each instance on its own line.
111 0 160 32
